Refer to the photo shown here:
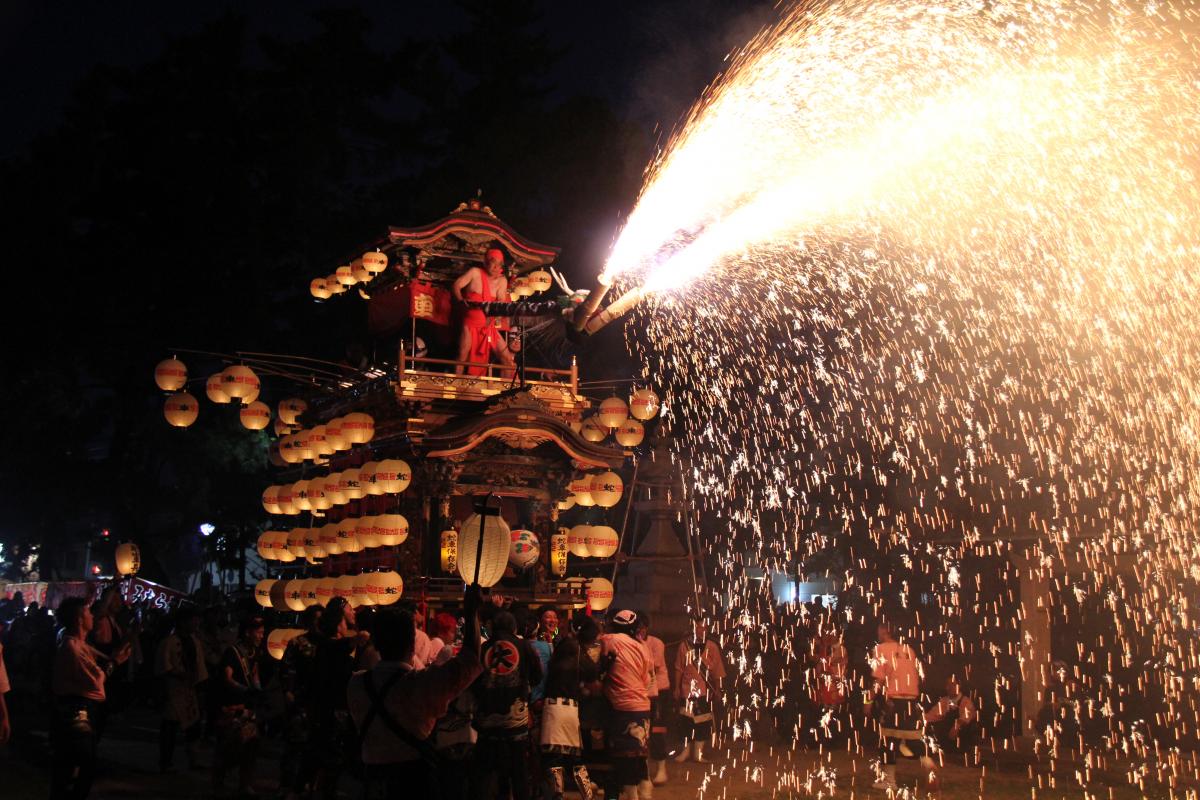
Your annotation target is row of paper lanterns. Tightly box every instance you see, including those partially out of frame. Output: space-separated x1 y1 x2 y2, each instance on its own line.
255 571 404 615
558 471 624 510
277 413 377 463
575 389 660 447
261 460 411 515
256 515 410 561
160 360 266 429
310 252 390 300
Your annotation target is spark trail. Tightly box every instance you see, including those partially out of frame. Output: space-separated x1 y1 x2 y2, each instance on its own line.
608 0 1200 793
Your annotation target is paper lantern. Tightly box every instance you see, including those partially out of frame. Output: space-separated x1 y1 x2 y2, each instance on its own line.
440 530 458 574
587 577 615 611
286 528 308 557
569 476 594 507
336 264 357 286
352 572 376 607
598 397 629 429
262 486 282 515
359 462 383 496
292 431 315 462
310 426 333 458
254 579 276 608
557 495 576 512
323 472 347 505
301 528 325 559
315 577 337 605
267 628 300 660
256 532 276 560
222 366 260 401
301 579 320 607
509 529 540 569
568 525 593 557
339 468 365 501
588 525 620 558
310 278 332 300
240 401 271 431
206 373 231 404
337 518 363 553
275 485 299 516
155 358 188 391
279 398 307 425
630 388 661 421
550 531 569 576
284 580 307 612
324 418 349 452
356 515 381 548
368 571 404 606
589 471 624 508
164 393 199 428
457 512 511 587
271 531 296 563
115 542 141 576
575 491 596 508
333 574 357 604
307 477 331 511
278 435 301 465
341 412 375 445
351 258 371 283
291 480 312 512
527 270 552 293
318 523 342 555
374 459 412 494
273 416 294 436
326 274 346 294
362 251 388 273
615 419 645 447
580 417 607 442
511 276 534 297
376 514 409 546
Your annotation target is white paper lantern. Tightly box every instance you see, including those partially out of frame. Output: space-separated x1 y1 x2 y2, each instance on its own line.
240 401 271 431
283 580 307 612
286 528 308 557
279 398 307 425
336 264 357 286
580 417 607 442
359 462 383 496
356 516 381 548
115 543 141 576
300 579 320 607
527 270 552 293
314 578 337 605
368 571 404 605
588 525 620 558
587 577 615 611
324 418 349 451
308 426 332 458
155 358 188 392
630 388 661 421
256 532 276 560
337 518 363 553
164 393 199 428
509 529 540 569
557 495 576 512
294 431 315 462
318 523 342 555
310 278 331 300
568 525 593 557
291 480 312 512
206 373 231 404
340 468 364 501
615 419 645 447
457 512 511 587
375 513 409 546
589 471 624 508
271 531 296 563
341 412 375 445
326 274 346 295
267 628 301 660
323 472 346 505
351 258 371 283
254 579 276 608
307 477 331 511
334 574 357 604
362 251 388 273
352 572 376 607
597 397 629 429
222 365 260 401
302 527 326 559
262 486 282 515
375 459 412 494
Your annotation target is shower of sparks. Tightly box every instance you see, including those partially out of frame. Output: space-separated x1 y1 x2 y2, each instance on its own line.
610 0 1200 794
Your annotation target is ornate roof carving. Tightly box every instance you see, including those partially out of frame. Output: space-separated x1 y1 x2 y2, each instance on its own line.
388 198 560 269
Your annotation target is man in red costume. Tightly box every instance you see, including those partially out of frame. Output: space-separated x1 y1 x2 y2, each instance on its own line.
453 247 516 376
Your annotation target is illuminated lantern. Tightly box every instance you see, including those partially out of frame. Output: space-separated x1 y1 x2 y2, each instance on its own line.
286 528 308 557
164 393 199 428
598 397 629 429
337 518 363 553
630 388 661 420
276 485 299 516
279 398 307 425
333 574 357 604
569 476 594 507
291 480 312 511
272 531 296 563
302 528 326 559
267 628 299 660
341 412 375 445
262 486 282 515
256 532 276 560
457 512 511 587
284 580 307 612
615 419 645 447
369 571 404 606
339 468 364 501
222 365 260 401
511 276 534 297
580 417 606 442
254 579 276 608
356 516 381 548
359 462 383 496
310 277 332 300
589 471 624 508
273 416 294 436
310 426 333 458
568 525 592 557
376 514 409 546
324 472 347 505
318 523 342 555
352 572 375 607
440 530 458 574
527 270 552 293
301 579 320 607
206 373 231 404
587 577 615 611
240 401 271 431
588 525 620 558
351 258 371 283
294 432 315 462
326 275 346 294
315 577 337 605
115 543 141 576
550 531 568 576
325 418 349 451
307 477 331 511
575 491 596 508
336 263 357 286
557 495 575 512
155 358 188 391
362 251 388 273
509 529 540 570
278 435 301 465
375 459 412 494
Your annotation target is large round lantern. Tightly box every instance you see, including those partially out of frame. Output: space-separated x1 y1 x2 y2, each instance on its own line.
509 529 540 570
301 579 320 607
256 532 276 560
310 278 332 300
323 472 347 505
598 397 629 429
352 572 376 607
376 514 409 546
315 577 337 605
307 477 331 511
568 525 593 558
615 419 645 447
511 276 534 297
359 462 383 496
318 523 342 555
324 418 349 451
326 274 346 295
457 512 511 587
527 270 552 293
340 468 364 501
240 401 271 431
587 577 615 611
291 480 312 511
302 528 326 559
375 460 412 494
262 486 282 515
362 251 388 273
275 485 299 516
589 471 624 508
279 398 307 425
355 516 381 549
206 373 231 404
550 531 569 576
569 476 594 507
630 388 661 420
351 258 371 284
338 518 363 553
333 574 357 604
440 530 458 574
580 417 607 442
310 426 333 458
588 525 620 558
115 543 141 576
341 412 375 445
267 628 300 660
273 416 294 436
254 579 276 608
164 393 199 428
222 365 260 402
369 571 404 606
575 491 596 508
335 264 357 286
286 528 308 558
278 435 302 465
272 531 296 563
294 431 315 462
155 358 188 391
284 580 307 612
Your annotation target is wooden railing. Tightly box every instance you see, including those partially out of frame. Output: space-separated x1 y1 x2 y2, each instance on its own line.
398 351 578 395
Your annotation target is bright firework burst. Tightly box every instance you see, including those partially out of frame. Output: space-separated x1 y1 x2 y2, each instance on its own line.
607 0 1200 793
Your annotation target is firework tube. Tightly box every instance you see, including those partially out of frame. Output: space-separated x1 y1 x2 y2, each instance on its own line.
583 286 645 335
571 273 613 332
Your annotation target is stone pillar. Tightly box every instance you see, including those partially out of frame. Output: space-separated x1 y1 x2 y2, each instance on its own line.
1014 548 1052 737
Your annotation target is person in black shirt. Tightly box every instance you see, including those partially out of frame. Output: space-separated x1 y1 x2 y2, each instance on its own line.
212 615 263 798
306 597 365 800
540 637 597 800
